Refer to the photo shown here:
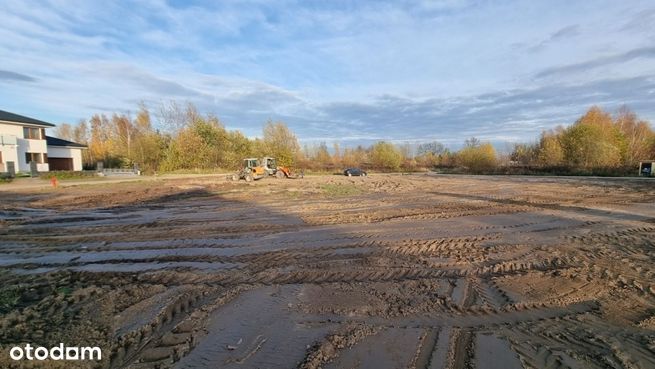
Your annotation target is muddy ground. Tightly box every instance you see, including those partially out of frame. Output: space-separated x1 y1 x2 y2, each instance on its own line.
1 174 654 369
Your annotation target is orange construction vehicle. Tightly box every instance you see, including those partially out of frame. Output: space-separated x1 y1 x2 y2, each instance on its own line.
231 158 267 182
262 157 304 179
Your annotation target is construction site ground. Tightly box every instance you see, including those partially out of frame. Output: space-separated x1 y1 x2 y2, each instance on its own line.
1 173 654 369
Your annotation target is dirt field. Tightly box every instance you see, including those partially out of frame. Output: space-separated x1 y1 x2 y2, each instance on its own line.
1 174 655 369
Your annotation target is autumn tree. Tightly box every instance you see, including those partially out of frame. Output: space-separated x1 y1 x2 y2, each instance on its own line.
417 141 445 156
560 107 623 168
130 107 167 172
341 147 367 168
649 135 655 159
457 142 497 173
262 121 300 166
415 141 446 168
537 131 564 166
510 143 538 165
370 141 402 171
88 114 117 166
464 137 481 148
161 128 208 170
157 101 198 134
54 123 74 141
438 149 456 167
314 142 332 168
332 142 342 168
614 106 654 165
223 130 254 169
161 114 229 170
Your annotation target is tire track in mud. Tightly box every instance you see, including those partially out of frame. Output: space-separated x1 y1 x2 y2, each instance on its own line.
448 329 474 369
295 292 598 369
507 315 655 369
301 203 533 225
116 286 253 369
442 278 475 369
411 328 440 369
298 300 600 330
7 250 581 287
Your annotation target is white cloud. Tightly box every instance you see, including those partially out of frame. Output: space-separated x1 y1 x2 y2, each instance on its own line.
0 0 654 146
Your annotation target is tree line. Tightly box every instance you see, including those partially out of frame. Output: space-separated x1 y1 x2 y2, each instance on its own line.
54 103 654 175
54 103 302 173
509 106 654 175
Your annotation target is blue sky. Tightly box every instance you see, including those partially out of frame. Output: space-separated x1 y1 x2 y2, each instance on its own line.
1 0 655 147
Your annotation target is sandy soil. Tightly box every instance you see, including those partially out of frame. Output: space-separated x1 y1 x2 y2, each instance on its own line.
0 173 654 369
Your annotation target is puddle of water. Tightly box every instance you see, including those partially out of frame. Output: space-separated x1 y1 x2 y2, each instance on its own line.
428 328 451 369
474 333 523 369
0 248 247 266
9 266 59 275
175 285 335 369
331 247 373 255
1 241 375 268
0 207 54 221
451 279 468 306
10 261 239 274
325 327 423 369
71 261 239 273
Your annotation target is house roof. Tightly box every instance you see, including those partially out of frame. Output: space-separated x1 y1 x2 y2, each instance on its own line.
0 109 56 127
46 135 87 148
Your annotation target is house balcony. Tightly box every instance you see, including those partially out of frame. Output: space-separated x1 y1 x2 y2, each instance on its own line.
0 134 18 146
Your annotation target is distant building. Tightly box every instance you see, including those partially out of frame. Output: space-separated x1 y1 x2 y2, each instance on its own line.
46 136 87 171
0 109 87 173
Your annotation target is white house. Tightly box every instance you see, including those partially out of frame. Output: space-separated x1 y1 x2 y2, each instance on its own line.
46 136 86 171
0 109 87 173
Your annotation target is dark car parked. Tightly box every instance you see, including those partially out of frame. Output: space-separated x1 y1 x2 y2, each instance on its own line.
343 168 367 177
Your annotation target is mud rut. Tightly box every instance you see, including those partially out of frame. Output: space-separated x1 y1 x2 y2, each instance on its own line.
1 175 655 369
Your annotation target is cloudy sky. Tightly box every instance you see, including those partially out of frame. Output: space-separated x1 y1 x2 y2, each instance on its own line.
1 0 655 146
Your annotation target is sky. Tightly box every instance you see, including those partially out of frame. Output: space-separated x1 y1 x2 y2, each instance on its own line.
1 0 655 147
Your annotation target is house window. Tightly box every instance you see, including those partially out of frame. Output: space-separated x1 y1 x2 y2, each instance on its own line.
25 152 42 164
22 127 42 139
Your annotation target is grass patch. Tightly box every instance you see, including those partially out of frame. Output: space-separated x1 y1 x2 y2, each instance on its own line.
285 190 303 199
320 183 364 196
302 170 341 176
40 171 98 180
57 286 73 296
159 168 230 175
0 286 21 314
